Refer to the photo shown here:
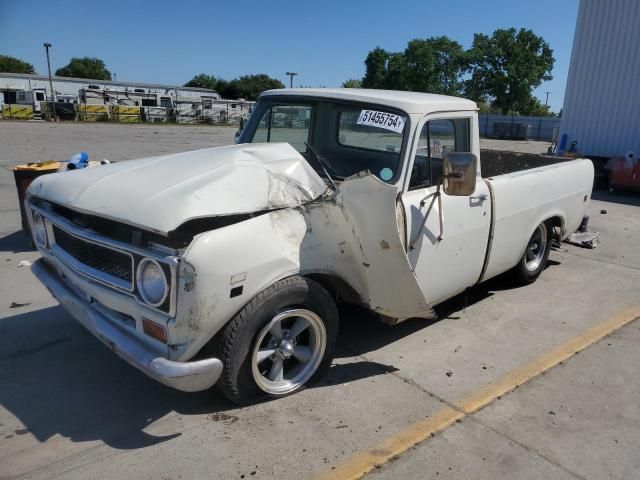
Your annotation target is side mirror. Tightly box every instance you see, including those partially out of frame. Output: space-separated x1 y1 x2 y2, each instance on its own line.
442 152 477 196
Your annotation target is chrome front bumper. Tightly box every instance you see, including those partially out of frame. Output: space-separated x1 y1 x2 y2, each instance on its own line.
32 258 223 392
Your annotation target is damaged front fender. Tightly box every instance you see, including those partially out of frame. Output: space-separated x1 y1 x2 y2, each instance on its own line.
171 170 435 360
333 172 436 320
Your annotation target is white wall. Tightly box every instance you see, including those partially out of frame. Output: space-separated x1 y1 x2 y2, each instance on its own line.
559 0 640 158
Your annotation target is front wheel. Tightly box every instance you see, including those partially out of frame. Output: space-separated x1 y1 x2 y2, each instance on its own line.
510 221 552 285
215 276 338 405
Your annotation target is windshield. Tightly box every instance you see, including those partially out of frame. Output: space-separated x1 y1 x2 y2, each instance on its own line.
239 98 408 182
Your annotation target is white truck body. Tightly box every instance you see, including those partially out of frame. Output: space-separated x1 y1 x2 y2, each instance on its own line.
26 89 594 397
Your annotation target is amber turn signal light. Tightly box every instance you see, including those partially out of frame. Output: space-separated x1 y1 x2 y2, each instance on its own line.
142 318 167 343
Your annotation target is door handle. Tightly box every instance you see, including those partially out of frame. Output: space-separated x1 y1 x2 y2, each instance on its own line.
469 193 488 208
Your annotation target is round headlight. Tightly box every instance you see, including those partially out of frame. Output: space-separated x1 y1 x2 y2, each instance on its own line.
33 211 47 247
137 259 168 306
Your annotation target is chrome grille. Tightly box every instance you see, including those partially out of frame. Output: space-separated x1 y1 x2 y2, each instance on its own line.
52 224 133 284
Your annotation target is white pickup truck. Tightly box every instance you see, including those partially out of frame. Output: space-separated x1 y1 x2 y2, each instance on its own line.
27 89 594 404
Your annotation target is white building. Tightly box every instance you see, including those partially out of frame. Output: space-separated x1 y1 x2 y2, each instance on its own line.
559 0 640 158
0 72 219 107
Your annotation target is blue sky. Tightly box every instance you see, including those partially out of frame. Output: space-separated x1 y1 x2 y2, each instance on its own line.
1 0 578 111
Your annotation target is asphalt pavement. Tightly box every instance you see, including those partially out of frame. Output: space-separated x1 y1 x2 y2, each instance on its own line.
0 122 638 480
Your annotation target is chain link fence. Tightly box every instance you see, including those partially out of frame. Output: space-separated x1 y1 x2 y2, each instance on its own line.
479 114 560 141
1 99 256 126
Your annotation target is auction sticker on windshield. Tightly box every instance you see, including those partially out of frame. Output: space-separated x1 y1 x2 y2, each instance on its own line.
357 110 405 133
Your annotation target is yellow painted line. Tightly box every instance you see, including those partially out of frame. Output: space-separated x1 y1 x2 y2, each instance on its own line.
320 407 463 480
455 305 640 413
317 305 640 480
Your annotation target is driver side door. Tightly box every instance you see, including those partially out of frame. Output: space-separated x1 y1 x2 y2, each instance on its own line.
401 113 491 306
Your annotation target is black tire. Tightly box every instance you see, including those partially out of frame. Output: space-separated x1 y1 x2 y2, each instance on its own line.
510 220 553 285
214 275 338 405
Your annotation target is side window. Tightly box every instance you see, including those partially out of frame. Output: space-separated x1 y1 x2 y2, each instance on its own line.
409 118 471 189
251 105 312 153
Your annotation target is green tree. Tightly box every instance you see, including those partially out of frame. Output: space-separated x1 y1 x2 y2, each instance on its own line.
360 38 468 94
383 52 409 90
55 57 112 80
215 78 234 98
0 55 35 74
466 28 554 114
184 73 218 90
342 78 362 88
227 74 284 100
517 97 554 116
402 37 467 95
362 47 389 88
183 74 283 98
476 101 496 114
185 74 232 96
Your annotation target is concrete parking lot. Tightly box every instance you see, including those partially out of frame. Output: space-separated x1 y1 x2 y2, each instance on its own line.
1 122 639 480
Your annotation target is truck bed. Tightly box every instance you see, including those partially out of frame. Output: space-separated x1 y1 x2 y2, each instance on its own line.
480 158 594 282
480 150 572 178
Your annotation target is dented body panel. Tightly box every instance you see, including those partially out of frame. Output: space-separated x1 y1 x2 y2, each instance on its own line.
335 173 435 319
28 143 327 235
174 172 435 361
26 89 594 392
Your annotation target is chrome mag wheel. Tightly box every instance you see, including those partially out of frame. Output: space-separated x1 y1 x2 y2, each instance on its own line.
251 309 326 395
525 223 548 272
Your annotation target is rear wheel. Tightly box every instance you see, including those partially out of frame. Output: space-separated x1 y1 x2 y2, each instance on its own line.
510 221 552 285
215 276 338 405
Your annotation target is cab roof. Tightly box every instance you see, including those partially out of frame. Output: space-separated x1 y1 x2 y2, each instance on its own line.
260 88 477 114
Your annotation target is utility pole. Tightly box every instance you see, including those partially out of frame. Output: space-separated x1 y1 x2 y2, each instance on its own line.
545 91 551 106
43 43 58 121
285 72 298 88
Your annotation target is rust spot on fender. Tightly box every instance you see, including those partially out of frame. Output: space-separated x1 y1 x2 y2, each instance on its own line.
187 296 216 334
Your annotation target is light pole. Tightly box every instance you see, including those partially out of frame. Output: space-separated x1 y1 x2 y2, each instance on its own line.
43 43 58 121
545 91 551 106
285 72 298 88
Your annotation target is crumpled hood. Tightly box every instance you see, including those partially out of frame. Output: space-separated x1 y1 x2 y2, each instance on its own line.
28 143 328 235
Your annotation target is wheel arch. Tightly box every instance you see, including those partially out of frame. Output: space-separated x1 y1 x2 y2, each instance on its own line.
544 214 566 239
302 271 363 305
514 213 564 265
193 269 358 362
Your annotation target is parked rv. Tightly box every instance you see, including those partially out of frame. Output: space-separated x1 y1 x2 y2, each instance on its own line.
78 86 174 108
